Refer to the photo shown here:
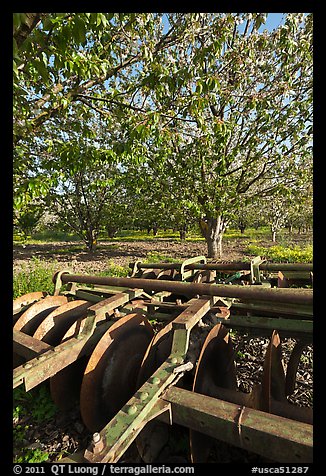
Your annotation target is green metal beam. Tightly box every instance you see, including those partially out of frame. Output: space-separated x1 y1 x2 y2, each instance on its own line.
162 386 313 463
220 315 313 334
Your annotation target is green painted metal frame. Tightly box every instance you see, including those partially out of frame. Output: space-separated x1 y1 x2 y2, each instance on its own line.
13 258 313 464
219 315 313 335
162 387 313 463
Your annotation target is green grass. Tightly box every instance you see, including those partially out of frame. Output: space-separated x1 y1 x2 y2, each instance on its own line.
246 243 313 263
13 257 131 298
144 251 180 263
13 257 59 299
16 226 312 247
97 260 129 277
30 230 81 242
13 384 58 423
14 448 49 463
224 227 271 240
104 229 181 241
13 384 56 463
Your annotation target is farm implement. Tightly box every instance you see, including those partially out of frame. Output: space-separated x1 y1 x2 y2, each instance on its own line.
13 256 313 463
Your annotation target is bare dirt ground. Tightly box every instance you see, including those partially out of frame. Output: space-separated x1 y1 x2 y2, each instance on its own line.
13 231 313 274
13 237 257 275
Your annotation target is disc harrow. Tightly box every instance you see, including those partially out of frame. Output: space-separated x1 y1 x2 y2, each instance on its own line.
13 256 313 464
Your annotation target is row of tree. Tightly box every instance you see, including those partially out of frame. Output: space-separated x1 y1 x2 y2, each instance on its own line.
13 13 313 257
14 171 313 250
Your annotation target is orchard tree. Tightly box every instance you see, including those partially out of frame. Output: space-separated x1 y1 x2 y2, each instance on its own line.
13 13 312 258
284 187 313 234
45 140 120 251
261 181 312 241
109 13 312 257
13 13 193 198
231 201 265 234
164 13 312 257
14 202 44 239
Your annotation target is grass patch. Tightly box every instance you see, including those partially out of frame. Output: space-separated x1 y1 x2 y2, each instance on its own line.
14 448 49 463
107 229 180 241
224 227 270 240
144 252 180 263
13 257 60 299
44 246 84 255
13 385 57 423
97 260 129 278
13 384 56 463
246 243 313 263
31 230 81 242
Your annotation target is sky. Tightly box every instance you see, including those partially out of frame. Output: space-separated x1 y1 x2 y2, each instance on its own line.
261 13 285 31
162 13 286 34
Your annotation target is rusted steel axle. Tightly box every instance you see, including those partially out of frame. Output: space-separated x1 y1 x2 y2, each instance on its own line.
132 261 313 272
59 274 313 305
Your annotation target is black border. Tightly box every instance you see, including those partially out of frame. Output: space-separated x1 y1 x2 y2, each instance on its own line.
8 5 320 473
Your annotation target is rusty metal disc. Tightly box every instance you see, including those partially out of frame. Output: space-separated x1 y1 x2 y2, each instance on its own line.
140 269 161 279
285 339 309 397
13 291 48 319
13 295 68 335
137 323 173 388
259 332 313 424
190 323 237 463
80 313 154 433
261 330 286 412
49 315 94 411
135 323 173 463
33 300 92 345
157 269 178 281
13 295 68 368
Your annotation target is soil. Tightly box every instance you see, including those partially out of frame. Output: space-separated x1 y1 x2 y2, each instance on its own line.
13 237 250 275
13 235 313 464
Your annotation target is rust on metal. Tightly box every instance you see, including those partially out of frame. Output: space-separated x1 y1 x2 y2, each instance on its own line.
172 297 214 330
262 331 287 412
49 317 112 411
60 274 313 305
194 384 312 426
13 335 89 391
33 300 92 345
135 323 174 463
12 256 313 464
163 386 313 463
13 330 52 360
131 261 313 273
13 296 68 336
285 340 309 397
190 323 237 463
278 271 312 288
80 313 154 432
13 291 47 315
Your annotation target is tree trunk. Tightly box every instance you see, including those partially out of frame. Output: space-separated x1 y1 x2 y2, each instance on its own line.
152 225 158 236
106 225 117 238
272 230 276 242
85 228 97 252
179 225 187 241
199 215 227 259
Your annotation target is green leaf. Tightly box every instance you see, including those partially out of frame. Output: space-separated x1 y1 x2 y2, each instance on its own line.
196 82 203 95
13 60 19 77
41 51 47 66
13 39 19 59
13 13 21 30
